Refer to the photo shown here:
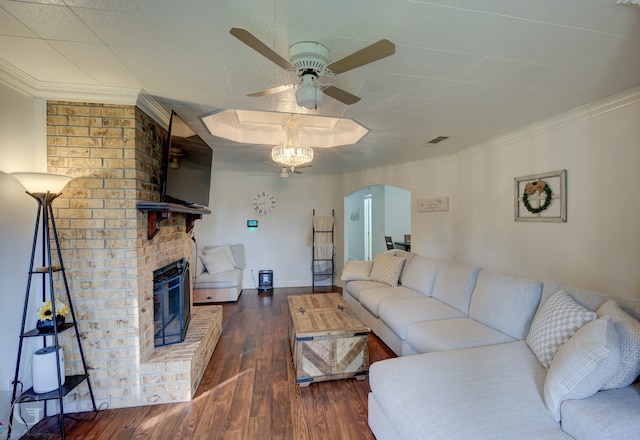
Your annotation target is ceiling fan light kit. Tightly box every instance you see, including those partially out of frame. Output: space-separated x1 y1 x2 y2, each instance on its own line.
295 75 323 109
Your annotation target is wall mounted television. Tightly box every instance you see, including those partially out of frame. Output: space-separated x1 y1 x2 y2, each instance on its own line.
161 111 213 208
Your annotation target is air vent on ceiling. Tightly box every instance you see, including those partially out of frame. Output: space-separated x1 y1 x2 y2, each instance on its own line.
424 136 450 145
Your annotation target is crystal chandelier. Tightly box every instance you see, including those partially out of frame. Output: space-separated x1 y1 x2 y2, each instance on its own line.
271 115 313 171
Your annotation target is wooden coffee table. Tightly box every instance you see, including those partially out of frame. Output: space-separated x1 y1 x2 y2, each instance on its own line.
287 293 370 387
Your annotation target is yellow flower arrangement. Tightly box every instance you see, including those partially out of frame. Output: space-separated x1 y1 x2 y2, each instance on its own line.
37 299 69 321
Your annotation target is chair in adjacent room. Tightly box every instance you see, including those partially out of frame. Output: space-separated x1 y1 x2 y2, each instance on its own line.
404 234 411 252
385 236 394 250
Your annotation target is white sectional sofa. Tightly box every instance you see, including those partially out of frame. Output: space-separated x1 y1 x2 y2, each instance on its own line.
341 250 640 440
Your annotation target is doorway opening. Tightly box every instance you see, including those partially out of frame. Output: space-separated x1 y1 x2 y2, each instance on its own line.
344 185 411 261
364 194 372 260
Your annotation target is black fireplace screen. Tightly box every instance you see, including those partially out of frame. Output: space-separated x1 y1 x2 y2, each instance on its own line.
153 259 190 347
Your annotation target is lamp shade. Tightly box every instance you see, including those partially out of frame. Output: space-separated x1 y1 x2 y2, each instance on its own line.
11 172 74 194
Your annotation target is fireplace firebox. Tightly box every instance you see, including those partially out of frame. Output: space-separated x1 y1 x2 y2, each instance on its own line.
153 259 191 347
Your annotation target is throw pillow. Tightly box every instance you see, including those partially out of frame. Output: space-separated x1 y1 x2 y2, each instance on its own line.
200 248 235 275
369 253 405 287
544 317 620 421
597 300 640 389
203 244 236 267
340 260 374 281
526 291 597 369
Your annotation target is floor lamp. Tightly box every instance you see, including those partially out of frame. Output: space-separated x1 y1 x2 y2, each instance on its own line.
11 171 74 308
9 172 97 440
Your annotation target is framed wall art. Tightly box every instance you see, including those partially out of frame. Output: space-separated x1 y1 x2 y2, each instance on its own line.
514 170 566 222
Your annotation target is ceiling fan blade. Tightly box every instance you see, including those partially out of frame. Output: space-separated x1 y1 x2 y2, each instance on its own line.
248 84 296 97
327 39 395 75
293 169 304 174
296 164 312 169
323 86 361 105
230 28 294 70
264 161 281 169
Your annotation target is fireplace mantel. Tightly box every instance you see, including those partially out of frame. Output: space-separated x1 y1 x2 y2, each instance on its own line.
137 201 211 239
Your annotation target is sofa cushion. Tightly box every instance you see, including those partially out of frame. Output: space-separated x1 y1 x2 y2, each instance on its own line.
560 383 640 440
369 341 571 440
340 260 373 281
194 268 242 289
369 253 405 287
359 287 423 318
200 248 235 274
399 255 438 296
379 297 465 339
596 300 640 389
527 291 597 369
431 261 480 314
344 280 388 301
544 317 620 421
229 244 246 269
405 317 515 353
469 270 542 340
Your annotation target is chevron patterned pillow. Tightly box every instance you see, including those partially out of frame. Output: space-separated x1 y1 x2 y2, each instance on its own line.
369 253 405 287
526 291 596 369
200 248 235 275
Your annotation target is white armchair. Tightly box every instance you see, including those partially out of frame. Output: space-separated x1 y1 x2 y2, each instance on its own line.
193 244 245 303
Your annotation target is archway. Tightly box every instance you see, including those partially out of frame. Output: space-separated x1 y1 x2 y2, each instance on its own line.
344 185 411 261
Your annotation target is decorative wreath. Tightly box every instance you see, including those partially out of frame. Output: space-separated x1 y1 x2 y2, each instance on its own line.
522 180 552 214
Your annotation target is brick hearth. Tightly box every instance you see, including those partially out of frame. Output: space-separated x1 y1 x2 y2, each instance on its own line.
45 100 219 411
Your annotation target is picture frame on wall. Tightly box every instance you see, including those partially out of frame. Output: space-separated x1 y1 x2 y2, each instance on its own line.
514 170 566 222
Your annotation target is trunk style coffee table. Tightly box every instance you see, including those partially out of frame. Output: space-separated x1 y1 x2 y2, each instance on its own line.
288 293 370 387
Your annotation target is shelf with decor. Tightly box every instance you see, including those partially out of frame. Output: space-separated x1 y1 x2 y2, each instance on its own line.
137 201 211 239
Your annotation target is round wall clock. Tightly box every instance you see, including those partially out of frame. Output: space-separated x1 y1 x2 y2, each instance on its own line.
252 191 276 215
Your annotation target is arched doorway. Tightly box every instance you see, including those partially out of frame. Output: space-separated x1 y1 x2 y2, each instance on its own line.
344 185 411 261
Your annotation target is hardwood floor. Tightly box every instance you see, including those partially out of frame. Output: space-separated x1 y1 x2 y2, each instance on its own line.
23 287 396 439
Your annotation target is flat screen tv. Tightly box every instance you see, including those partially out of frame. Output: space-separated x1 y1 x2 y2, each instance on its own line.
161 111 213 207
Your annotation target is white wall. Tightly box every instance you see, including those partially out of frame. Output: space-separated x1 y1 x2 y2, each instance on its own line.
336 158 455 273
334 89 640 300
194 170 335 288
452 93 640 299
0 82 48 436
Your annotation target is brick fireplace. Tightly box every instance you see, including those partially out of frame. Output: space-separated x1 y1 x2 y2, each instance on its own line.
45 100 220 411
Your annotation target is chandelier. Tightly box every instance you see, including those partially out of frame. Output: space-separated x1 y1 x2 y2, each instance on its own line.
271 115 313 171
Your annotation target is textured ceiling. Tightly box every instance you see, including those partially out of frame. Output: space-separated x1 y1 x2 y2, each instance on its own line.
1 0 639 176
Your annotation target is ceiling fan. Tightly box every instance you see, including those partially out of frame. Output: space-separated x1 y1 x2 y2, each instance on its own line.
264 161 312 178
229 28 395 109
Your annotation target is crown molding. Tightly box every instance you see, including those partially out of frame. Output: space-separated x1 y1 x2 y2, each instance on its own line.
0 59 171 128
453 85 640 161
0 58 139 105
136 91 171 129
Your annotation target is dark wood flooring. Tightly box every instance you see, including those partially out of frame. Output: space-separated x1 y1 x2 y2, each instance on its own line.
22 287 395 439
